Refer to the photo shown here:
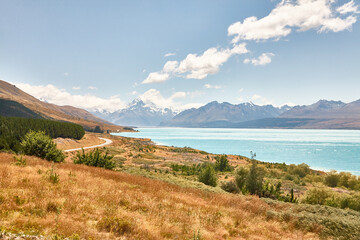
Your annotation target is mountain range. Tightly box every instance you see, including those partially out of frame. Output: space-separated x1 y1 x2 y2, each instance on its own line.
2 79 360 130
92 95 360 129
92 99 176 127
160 101 291 127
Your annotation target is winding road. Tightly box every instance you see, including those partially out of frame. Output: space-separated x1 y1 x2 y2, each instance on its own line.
64 137 113 152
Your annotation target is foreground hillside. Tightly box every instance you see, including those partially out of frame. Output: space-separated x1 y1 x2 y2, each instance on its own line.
0 153 317 239
1 133 360 239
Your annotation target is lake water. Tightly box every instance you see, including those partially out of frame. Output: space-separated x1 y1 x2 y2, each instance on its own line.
112 128 360 175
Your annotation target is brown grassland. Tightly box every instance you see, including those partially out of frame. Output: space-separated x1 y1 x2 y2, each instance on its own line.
0 152 318 240
1 133 360 239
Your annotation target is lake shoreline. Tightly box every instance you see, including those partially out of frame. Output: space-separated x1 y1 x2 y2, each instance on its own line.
113 127 360 175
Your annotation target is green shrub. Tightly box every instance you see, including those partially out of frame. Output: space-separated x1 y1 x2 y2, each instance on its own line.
198 164 217 187
214 155 232 172
324 171 340 187
221 181 239 193
288 163 310 178
235 167 248 191
304 187 331 205
246 161 263 195
97 217 133 236
21 130 65 162
48 166 60 184
73 148 115 170
14 155 26 166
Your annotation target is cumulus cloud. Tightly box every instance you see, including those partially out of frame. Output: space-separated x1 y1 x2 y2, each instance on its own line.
139 89 203 111
15 83 125 112
142 72 170 84
143 43 248 84
164 52 176 57
228 0 358 42
204 84 222 89
244 53 275 66
88 86 98 90
72 86 81 90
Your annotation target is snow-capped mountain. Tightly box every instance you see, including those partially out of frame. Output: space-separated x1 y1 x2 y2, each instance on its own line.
160 101 291 127
92 99 177 127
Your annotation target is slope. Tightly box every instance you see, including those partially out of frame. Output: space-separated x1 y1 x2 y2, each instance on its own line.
0 80 122 131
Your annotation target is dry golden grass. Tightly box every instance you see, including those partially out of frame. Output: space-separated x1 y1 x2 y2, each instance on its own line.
0 152 318 239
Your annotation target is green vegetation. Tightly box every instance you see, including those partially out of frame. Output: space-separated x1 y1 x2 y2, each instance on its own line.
0 116 85 152
73 148 116 170
198 164 217 187
21 130 65 162
214 155 232 172
0 99 42 118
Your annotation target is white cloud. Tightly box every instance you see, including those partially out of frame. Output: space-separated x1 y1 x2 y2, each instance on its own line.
88 86 98 90
177 43 248 79
63 72 69 76
251 94 273 106
143 43 248 83
238 88 244 93
337 0 359 14
228 0 358 42
244 53 275 66
139 89 202 111
142 72 170 84
204 84 222 89
130 91 137 95
164 52 176 57
72 86 81 90
15 83 125 112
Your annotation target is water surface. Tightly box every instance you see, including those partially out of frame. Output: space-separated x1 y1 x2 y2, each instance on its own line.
113 128 360 175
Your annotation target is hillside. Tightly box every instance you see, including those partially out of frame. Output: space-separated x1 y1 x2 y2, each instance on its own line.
161 101 291 127
0 99 42 119
0 80 123 131
1 132 360 239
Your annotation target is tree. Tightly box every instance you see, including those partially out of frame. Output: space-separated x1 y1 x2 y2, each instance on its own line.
215 155 231 172
235 167 248 191
246 161 263 195
21 130 65 162
198 164 217 187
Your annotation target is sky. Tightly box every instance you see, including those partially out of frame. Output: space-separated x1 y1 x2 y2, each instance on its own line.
0 0 359 112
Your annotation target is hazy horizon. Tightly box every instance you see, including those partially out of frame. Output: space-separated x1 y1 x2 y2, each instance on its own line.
1 0 359 112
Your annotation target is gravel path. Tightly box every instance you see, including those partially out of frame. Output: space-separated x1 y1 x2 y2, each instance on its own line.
64 137 113 152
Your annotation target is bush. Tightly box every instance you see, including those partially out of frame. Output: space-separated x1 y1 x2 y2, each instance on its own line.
215 155 232 172
288 163 310 178
304 187 331 205
21 130 65 162
221 181 239 193
235 167 248 191
324 171 340 187
246 161 263 195
198 164 217 187
73 148 115 170
97 217 133 236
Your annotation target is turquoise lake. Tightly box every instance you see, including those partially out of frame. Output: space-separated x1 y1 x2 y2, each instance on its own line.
113 128 360 175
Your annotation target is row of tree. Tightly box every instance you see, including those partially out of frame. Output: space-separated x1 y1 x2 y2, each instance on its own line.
0 116 85 152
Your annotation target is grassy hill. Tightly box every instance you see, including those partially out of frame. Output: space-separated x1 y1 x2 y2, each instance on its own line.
0 99 42 119
1 132 359 239
0 80 123 132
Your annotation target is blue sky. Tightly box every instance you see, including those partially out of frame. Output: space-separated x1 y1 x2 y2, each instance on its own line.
0 0 359 112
